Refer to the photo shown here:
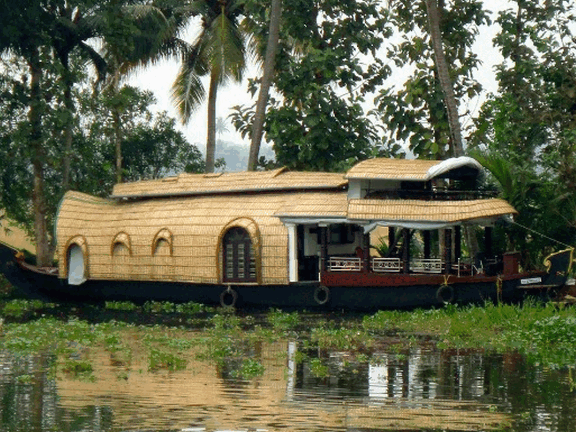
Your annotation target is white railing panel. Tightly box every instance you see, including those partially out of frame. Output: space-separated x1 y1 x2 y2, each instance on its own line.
371 258 402 273
411 258 443 274
328 257 362 272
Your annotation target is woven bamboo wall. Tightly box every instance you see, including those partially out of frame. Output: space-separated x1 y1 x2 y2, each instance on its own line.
56 191 298 285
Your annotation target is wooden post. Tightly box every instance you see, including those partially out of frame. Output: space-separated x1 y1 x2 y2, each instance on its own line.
423 230 431 259
485 226 493 258
454 225 461 261
388 227 395 255
320 225 328 273
402 228 411 273
362 232 370 273
444 228 452 274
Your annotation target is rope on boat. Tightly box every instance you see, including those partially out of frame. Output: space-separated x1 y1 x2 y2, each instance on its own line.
496 276 503 304
511 221 574 249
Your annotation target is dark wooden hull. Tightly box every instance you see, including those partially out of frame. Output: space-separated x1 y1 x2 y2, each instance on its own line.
0 242 571 310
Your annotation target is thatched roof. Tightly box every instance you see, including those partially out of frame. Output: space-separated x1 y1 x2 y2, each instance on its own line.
348 198 517 223
112 168 347 199
275 192 348 218
346 157 483 181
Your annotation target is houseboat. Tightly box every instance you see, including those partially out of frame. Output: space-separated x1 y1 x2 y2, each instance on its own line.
0 157 572 309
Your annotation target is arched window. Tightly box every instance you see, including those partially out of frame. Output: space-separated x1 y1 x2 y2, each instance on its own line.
153 238 171 256
223 227 256 282
151 228 174 280
111 232 132 256
152 228 173 256
113 243 130 256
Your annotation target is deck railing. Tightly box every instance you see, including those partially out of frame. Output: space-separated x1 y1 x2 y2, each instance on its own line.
328 257 362 272
327 256 484 275
411 258 443 274
371 257 402 273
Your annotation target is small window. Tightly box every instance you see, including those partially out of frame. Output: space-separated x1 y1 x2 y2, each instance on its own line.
111 232 132 256
152 228 173 256
113 243 130 256
154 238 171 256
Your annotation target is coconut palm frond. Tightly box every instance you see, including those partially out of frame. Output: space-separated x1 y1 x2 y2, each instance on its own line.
171 62 206 123
473 151 539 209
208 11 246 84
78 41 107 82
474 153 514 196
124 4 169 24
180 0 210 18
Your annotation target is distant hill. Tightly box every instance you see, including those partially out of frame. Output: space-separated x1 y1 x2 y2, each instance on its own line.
213 140 276 172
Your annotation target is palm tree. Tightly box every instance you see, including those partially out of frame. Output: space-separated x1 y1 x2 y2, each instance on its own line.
51 2 108 190
100 1 189 183
247 0 282 171
215 116 230 137
0 0 55 266
424 0 463 157
171 0 249 173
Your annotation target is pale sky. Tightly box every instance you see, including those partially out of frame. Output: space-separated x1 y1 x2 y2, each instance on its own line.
128 1 509 155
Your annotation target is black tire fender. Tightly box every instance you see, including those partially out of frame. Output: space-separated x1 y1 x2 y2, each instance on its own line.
314 285 330 305
220 287 238 308
436 284 455 304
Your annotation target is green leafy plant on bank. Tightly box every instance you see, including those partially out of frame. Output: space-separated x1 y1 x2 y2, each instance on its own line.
2 300 576 379
1 299 53 319
62 359 95 381
310 326 374 352
266 308 300 333
148 348 187 372
0 275 13 298
198 313 265 380
362 301 576 369
104 301 139 312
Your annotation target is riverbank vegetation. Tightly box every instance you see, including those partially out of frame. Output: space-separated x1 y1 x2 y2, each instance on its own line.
1 299 575 379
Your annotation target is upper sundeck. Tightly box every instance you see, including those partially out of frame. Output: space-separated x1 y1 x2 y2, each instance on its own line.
346 157 488 200
111 156 490 202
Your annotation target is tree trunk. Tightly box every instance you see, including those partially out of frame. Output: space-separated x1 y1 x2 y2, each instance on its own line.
425 0 464 157
113 108 123 183
28 51 51 267
248 0 283 171
62 69 74 190
205 71 218 173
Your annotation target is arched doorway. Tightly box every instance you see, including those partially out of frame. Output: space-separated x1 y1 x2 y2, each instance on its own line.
222 227 256 283
67 244 87 285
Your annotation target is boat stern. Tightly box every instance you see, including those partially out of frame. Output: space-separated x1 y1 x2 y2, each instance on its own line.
542 248 574 287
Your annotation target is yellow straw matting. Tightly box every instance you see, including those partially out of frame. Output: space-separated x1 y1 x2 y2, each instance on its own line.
112 169 346 198
348 198 517 222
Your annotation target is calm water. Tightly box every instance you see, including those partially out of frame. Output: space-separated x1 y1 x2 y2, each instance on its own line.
1 339 575 432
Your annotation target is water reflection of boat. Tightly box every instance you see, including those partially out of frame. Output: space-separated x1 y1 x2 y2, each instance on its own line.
285 342 576 431
0 342 521 432
0 157 572 309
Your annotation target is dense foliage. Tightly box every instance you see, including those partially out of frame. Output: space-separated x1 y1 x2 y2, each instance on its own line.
1 0 576 263
469 0 576 265
231 0 394 172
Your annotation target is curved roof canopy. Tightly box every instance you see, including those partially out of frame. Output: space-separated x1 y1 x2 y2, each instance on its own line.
346 157 483 181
